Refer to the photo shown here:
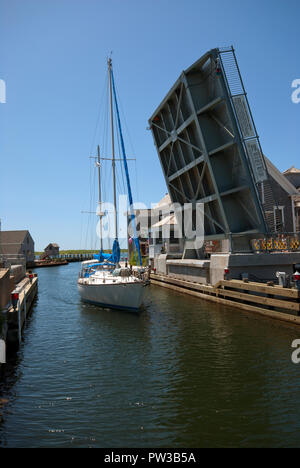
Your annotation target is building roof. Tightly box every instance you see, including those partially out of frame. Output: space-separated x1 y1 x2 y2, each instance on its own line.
154 193 171 209
0 230 30 245
45 243 59 249
151 213 177 229
283 166 300 175
127 194 171 218
265 157 299 195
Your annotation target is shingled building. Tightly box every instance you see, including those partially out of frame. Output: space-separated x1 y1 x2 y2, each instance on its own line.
0 230 35 263
283 166 300 232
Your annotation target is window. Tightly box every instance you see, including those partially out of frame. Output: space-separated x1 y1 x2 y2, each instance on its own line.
273 206 285 232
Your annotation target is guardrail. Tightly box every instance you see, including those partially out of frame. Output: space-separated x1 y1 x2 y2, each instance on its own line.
34 253 95 260
251 233 300 253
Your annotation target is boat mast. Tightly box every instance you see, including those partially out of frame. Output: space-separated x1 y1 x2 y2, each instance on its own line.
97 144 103 251
108 57 118 240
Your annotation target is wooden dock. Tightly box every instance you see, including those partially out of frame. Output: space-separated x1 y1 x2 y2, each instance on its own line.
6 274 38 346
150 273 300 326
1 272 38 364
32 260 68 268
27 254 95 269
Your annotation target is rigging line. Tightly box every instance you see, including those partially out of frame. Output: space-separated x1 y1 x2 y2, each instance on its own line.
82 77 107 251
101 81 109 157
88 169 96 249
115 114 126 195
79 208 85 251
84 135 98 250
111 67 141 267
102 86 113 237
85 212 90 250
114 81 136 157
114 92 125 194
102 160 107 212
100 103 109 212
113 78 139 200
89 69 109 156
134 158 139 205
84 157 93 249
102 163 113 250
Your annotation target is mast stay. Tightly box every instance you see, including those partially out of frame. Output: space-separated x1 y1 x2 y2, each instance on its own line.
110 63 142 267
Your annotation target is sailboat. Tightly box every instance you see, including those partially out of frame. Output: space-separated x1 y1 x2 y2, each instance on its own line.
77 58 145 312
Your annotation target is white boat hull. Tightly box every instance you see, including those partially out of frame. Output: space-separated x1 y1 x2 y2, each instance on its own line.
77 279 145 312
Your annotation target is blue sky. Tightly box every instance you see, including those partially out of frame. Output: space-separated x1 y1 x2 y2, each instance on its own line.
0 0 299 250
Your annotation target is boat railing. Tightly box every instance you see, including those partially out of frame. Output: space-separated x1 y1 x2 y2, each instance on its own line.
80 262 116 278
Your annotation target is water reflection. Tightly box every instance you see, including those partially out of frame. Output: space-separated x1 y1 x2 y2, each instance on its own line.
1 263 300 447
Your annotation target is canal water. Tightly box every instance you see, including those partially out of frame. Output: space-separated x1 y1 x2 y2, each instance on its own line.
1 261 300 448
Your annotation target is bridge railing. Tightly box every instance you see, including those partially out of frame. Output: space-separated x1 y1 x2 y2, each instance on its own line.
57 253 95 260
251 233 300 253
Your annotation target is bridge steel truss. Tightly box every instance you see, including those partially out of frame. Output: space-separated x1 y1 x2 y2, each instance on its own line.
149 47 273 252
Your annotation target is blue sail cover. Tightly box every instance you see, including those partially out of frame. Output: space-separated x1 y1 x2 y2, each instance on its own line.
93 238 120 264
